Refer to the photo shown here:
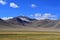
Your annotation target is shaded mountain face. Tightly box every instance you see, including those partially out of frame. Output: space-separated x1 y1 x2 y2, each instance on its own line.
6 16 37 26
0 19 7 25
17 16 36 21
0 19 13 28
0 16 60 29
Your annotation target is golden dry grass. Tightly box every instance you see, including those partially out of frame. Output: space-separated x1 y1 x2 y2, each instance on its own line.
0 31 60 40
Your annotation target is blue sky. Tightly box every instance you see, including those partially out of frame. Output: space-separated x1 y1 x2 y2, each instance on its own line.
0 0 60 20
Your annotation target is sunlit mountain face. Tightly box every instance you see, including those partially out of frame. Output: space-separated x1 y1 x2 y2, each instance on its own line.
0 16 59 30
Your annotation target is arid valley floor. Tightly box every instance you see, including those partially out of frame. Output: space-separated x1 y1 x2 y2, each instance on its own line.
0 30 60 40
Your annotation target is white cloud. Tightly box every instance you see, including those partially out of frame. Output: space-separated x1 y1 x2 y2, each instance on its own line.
30 13 41 17
30 13 57 20
1 17 13 20
10 2 19 8
35 13 41 17
31 4 37 8
0 0 6 5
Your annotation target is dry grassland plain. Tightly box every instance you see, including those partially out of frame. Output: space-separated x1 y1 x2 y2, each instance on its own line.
0 31 60 40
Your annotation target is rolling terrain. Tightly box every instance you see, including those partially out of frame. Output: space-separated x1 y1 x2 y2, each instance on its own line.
0 16 60 40
0 16 60 30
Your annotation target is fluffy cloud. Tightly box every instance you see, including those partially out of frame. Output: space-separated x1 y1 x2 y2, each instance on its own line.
34 13 41 17
10 2 19 8
31 4 37 8
30 13 57 20
0 0 6 5
1 17 13 20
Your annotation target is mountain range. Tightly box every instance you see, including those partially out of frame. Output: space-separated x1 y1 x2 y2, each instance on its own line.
0 16 60 30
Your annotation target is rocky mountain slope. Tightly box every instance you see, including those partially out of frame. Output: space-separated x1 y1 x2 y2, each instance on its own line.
0 16 60 30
